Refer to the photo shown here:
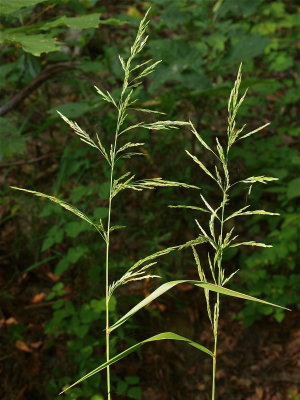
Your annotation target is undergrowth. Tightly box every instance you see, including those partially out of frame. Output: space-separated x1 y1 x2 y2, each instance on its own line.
11 10 288 400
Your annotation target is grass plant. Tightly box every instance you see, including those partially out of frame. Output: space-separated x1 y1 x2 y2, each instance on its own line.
11 10 288 399
178 64 286 398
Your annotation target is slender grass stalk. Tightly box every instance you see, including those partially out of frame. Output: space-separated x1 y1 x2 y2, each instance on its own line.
211 299 218 399
104 72 121 400
210 172 227 399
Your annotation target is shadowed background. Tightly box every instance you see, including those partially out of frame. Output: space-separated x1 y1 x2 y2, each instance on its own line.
1 1 299 399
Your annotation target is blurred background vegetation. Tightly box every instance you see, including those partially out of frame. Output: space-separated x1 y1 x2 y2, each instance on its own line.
1 1 299 399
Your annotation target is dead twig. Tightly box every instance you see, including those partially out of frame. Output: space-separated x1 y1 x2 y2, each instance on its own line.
0 153 58 168
0 62 78 116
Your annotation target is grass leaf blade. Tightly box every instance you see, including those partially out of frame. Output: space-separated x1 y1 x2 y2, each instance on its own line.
59 332 212 394
111 280 288 331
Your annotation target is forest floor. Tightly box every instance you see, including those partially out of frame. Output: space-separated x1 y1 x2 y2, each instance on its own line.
0 268 299 400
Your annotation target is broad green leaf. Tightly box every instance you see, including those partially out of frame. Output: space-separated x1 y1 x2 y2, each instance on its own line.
99 182 111 200
111 280 288 331
287 178 300 200
41 14 101 30
0 118 26 160
99 17 126 26
0 0 47 15
227 35 271 63
91 396 104 400
223 0 262 17
59 332 212 394
42 226 64 251
127 386 142 400
49 103 90 119
67 246 87 264
93 207 109 219
1 32 59 56
55 257 69 275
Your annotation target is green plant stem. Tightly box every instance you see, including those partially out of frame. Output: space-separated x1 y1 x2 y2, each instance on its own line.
105 127 119 400
105 162 114 400
211 180 228 399
212 295 219 400
105 95 124 399
105 257 111 400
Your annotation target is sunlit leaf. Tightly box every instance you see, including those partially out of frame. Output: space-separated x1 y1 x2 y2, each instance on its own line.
1 32 59 56
41 14 101 30
0 0 47 15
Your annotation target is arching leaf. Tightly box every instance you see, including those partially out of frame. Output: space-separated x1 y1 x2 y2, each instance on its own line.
111 280 288 331
59 332 212 394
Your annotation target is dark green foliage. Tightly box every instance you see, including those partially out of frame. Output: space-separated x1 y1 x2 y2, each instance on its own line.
2 1 299 398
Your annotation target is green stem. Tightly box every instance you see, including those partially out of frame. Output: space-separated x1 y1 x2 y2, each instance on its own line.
211 179 227 399
211 296 219 400
104 28 141 396
105 279 111 400
105 165 113 400
105 123 119 400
